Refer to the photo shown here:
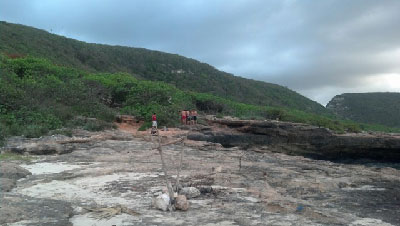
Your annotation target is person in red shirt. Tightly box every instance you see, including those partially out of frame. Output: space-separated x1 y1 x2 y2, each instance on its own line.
180 110 186 125
152 113 157 129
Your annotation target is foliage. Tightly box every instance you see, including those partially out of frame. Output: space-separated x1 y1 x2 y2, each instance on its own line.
0 55 116 141
1 54 399 147
0 21 330 115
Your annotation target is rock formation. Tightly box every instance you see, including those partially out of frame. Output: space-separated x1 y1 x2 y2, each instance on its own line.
188 118 400 162
0 163 32 192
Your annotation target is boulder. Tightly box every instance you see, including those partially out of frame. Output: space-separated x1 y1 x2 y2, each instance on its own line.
180 187 201 199
152 193 170 211
0 163 31 180
0 178 16 192
175 195 189 211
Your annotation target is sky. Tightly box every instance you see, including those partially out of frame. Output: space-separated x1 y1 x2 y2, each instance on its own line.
1 0 400 105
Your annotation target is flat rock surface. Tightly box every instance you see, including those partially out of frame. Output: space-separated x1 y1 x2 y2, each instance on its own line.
1 129 399 225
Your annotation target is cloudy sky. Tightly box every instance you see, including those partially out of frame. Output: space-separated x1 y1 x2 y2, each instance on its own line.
1 0 400 105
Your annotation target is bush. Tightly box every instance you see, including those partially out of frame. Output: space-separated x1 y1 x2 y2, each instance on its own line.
24 125 49 138
216 113 223 118
267 108 286 120
195 99 224 113
345 124 362 133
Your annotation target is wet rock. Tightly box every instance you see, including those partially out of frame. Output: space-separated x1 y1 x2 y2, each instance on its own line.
0 163 31 179
175 195 189 211
152 193 170 211
0 178 16 192
180 187 201 199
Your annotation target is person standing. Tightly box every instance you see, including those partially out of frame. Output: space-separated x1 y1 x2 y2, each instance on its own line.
181 110 186 125
191 109 198 125
185 110 190 125
187 110 192 125
152 113 157 129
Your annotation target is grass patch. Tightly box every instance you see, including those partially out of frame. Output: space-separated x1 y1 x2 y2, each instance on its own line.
0 152 35 161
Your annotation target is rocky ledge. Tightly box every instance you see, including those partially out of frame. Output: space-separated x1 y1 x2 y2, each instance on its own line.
1 128 399 225
188 118 400 162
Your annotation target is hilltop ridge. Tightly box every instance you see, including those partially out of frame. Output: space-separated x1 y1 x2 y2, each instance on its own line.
0 21 328 115
327 92 400 128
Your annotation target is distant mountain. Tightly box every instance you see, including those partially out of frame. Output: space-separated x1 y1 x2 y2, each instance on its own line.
326 93 400 128
0 21 329 115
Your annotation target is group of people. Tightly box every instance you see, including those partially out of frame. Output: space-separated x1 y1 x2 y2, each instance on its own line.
151 109 197 134
180 109 197 125
150 109 198 134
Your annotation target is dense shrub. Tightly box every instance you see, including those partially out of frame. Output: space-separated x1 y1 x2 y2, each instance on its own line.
0 56 116 140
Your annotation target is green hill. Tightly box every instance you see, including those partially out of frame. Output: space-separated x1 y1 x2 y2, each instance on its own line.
0 21 329 115
6 55 398 146
326 93 400 128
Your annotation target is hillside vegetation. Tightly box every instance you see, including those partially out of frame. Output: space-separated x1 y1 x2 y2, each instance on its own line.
327 93 400 128
3 55 399 146
0 21 329 115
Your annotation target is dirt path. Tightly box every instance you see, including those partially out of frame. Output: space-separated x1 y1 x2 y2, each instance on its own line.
116 122 190 139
